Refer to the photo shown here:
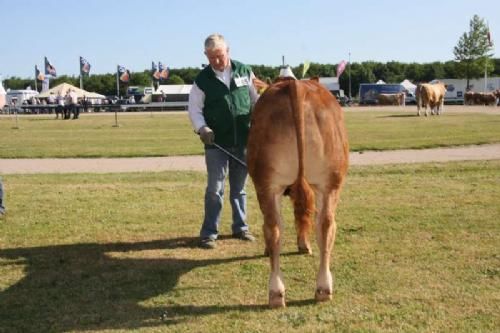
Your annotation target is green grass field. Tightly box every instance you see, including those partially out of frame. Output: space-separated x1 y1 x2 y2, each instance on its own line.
1 106 499 158
1 161 499 332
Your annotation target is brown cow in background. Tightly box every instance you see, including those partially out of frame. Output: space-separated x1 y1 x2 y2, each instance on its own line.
495 90 500 105
377 92 405 106
247 78 349 308
465 91 498 106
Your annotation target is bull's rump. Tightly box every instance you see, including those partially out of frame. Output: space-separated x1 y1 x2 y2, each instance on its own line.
247 80 348 190
420 83 446 106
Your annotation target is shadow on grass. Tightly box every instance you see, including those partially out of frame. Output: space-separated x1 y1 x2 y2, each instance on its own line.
377 114 419 118
162 298 314 321
25 117 59 121
0 237 270 332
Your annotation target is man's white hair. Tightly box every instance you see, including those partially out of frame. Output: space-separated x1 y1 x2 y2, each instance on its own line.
204 33 228 51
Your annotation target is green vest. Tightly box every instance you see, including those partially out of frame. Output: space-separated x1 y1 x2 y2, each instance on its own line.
195 60 252 148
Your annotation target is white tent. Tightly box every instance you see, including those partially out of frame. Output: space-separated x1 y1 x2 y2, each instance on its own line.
279 66 297 79
155 84 192 95
400 79 417 94
376 80 386 84
37 83 105 99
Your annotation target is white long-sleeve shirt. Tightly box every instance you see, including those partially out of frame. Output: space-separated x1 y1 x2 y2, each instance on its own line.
188 63 259 133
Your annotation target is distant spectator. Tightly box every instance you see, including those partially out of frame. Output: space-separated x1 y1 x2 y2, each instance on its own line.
69 89 79 119
47 92 56 105
0 178 5 216
64 91 71 119
56 92 64 119
81 95 89 113
10 99 17 114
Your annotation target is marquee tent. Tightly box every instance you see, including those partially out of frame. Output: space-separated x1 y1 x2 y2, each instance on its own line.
155 84 192 95
37 83 105 99
400 79 417 94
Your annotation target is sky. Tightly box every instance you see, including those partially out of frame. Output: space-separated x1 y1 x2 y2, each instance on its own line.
0 0 498 79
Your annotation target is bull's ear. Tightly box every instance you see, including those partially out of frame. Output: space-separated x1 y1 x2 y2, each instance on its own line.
310 76 320 82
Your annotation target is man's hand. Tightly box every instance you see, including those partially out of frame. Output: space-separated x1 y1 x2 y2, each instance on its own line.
198 126 215 145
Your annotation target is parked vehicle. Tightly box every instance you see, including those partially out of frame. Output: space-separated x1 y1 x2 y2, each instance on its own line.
358 84 404 105
6 89 39 108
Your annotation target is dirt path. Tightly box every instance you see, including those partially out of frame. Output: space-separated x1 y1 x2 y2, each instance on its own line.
1 144 499 174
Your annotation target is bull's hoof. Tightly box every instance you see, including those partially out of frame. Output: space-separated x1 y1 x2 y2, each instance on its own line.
298 245 312 255
269 290 286 308
315 288 332 302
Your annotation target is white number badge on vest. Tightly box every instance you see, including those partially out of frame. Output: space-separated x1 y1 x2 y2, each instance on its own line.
234 76 250 87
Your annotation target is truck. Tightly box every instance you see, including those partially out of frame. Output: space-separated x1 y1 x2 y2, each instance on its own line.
358 83 404 105
432 77 500 104
318 77 348 105
5 89 39 110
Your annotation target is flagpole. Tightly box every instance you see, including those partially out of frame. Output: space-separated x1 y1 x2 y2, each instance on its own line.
34 66 38 92
348 52 352 100
484 61 487 92
485 21 491 92
80 57 83 90
116 65 120 98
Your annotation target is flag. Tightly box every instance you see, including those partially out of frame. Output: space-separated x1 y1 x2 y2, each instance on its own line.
80 57 91 75
118 65 130 83
41 77 50 92
336 60 347 78
159 62 169 80
152 61 160 80
487 26 493 47
301 61 310 78
35 65 45 81
44 57 57 77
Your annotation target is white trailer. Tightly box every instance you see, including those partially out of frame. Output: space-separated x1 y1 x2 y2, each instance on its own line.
435 77 500 104
6 89 39 107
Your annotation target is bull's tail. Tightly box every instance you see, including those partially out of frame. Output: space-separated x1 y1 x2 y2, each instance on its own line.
288 80 315 252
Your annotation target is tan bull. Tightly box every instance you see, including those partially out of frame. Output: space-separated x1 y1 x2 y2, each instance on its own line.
416 82 446 116
247 78 349 308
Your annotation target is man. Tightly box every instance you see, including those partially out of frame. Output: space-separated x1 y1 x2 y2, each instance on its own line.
56 92 64 119
188 33 259 249
64 91 71 119
47 92 56 105
68 89 79 119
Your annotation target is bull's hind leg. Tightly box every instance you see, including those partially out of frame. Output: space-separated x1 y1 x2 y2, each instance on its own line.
257 188 286 308
315 189 340 302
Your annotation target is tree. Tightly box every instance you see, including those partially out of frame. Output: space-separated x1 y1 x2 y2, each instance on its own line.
453 15 494 90
3 77 33 90
129 71 152 87
404 63 425 82
166 74 184 85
